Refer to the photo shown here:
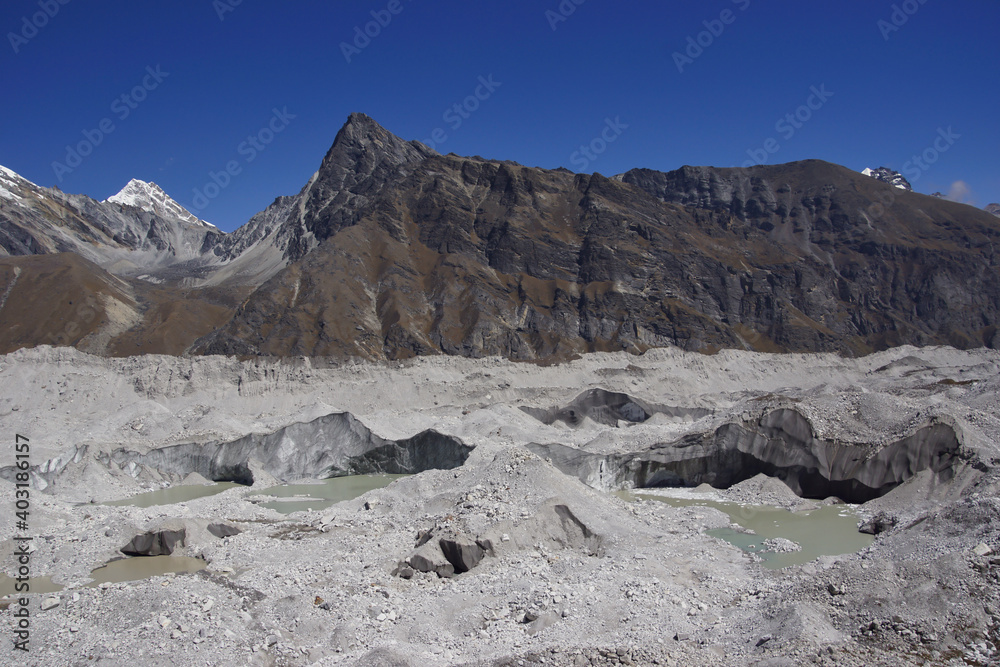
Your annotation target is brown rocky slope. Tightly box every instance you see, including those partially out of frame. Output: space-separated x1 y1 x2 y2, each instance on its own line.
3 114 999 360
193 116 1000 359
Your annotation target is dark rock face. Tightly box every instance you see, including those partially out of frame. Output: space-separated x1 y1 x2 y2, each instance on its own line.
6 115 1000 360
206 113 438 271
521 388 711 427
529 409 964 504
195 143 1000 360
121 529 186 556
98 411 473 485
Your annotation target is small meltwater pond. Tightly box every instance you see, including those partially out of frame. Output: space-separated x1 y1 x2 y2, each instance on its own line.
104 482 243 508
87 555 206 585
0 574 63 597
622 490 874 569
2 475 409 599
251 474 411 514
0 556 207 598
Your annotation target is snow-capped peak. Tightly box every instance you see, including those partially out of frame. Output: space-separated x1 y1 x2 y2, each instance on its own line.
0 164 26 183
0 164 33 207
106 179 216 228
861 166 912 191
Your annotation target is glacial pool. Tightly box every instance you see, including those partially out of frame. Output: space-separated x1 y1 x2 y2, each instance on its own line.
104 482 243 508
0 555 207 598
250 474 411 514
622 490 874 569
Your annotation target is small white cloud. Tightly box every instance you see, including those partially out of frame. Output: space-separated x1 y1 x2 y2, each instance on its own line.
945 180 974 204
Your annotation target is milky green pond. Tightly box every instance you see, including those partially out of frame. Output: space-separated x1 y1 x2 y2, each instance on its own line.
623 492 874 569
105 482 242 508
252 474 411 514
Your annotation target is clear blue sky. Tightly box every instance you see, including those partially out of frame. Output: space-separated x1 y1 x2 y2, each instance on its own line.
2 0 997 231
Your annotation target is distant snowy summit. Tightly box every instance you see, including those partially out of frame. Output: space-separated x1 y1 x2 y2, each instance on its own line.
106 179 215 228
861 167 912 191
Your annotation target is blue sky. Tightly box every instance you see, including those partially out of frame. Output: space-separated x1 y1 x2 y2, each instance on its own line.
1 0 997 232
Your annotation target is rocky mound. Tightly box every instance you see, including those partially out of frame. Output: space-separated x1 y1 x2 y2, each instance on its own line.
1 345 998 665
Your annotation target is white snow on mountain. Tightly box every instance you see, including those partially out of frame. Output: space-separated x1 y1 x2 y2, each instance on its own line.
0 165 25 182
861 166 912 191
0 165 31 206
106 179 216 228
0 184 22 204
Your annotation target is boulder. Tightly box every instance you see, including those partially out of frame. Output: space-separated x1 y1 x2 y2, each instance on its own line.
406 542 455 578
401 528 496 577
438 537 491 574
859 512 898 535
207 522 242 539
122 528 186 556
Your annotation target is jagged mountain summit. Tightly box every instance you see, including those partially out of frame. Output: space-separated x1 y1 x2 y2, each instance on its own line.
2 114 1000 359
862 166 912 191
0 164 220 272
987 203 1000 217
105 179 215 229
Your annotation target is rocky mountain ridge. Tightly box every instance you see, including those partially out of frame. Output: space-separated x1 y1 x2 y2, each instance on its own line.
2 114 1000 360
0 165 218 275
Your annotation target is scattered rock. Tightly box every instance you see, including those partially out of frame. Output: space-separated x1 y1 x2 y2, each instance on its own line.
762 538 802 553
972 543 993 557
859 512 898 535
438 536 488 574
406 542 455 579
121 528 186 556
207 523 242 539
